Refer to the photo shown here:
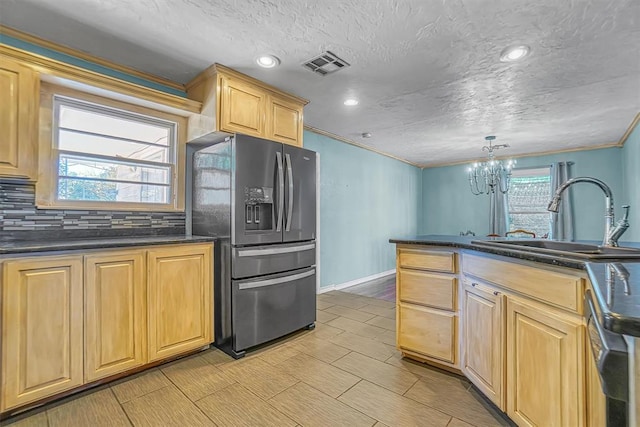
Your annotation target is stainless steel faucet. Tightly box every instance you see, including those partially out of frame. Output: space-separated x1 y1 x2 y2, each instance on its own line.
547 177 630 246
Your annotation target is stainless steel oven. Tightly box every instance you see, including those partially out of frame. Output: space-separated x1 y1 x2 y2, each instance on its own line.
585 289 629 426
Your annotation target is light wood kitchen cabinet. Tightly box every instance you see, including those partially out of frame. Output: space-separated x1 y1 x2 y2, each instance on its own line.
186 64 307 146
267 94 303 146
219 75 267 136
398 302 456 363
1 256 83 411
147 244 213 361
0 57 39 179
461 280 505 410
84 251 146 382
396 245 459 368
506 296 584 427
586 341 606 427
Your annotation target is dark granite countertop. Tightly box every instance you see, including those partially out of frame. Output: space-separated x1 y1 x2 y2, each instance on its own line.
390 235 640 337
0 234 215 255
585 262 640 337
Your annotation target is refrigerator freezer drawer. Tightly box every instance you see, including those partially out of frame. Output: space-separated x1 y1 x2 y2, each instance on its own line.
232 241 315 279
232 267 316 351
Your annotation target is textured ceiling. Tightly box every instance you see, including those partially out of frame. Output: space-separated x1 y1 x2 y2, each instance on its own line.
1 0 639 167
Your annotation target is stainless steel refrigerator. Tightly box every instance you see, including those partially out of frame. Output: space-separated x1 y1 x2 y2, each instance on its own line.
191 134 317 358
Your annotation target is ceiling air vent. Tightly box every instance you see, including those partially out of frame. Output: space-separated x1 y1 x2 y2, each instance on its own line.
302 51 350 76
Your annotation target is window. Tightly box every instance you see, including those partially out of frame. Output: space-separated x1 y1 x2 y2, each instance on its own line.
37 83 186 211
507 167 552 237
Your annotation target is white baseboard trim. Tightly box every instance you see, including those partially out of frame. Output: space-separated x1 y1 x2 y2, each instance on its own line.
317 269 396 294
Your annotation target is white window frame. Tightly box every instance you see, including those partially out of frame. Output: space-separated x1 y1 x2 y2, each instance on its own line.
507 167 552 237
36 83 186 212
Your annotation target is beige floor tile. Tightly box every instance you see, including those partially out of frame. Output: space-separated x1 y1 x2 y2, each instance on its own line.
161 355 235 401
363 298 396 309
326 316 386 338
316 309 339 323
258 344 300 365
374 423 391 427
305 321 345 339
385 352 470 386
404 377 506 427
366 315 396 331
111 369 172 403
332 352 419 394
122 386 212 427
320 295 369 310
277 353 360 398
447 418 476 427
316 299 335 310
330 332 396 361
324 305 377 322
376 329 397 346
219 356 298 400
269 382 376 427
338 380 451 427
2 411 48 426
358 304 396 319
200 347 236 367
195 383 296 427
47 388 131 427
288 335 351 363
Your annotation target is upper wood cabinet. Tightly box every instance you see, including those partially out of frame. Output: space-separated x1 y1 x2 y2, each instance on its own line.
1 255 84 411
84 251 146 382
147 243 213 362
0 57 39 179
186 64 307 146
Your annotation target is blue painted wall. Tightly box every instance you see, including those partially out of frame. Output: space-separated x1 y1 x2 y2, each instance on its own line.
622 122 640 242
421 147 626 241
304 131 422 289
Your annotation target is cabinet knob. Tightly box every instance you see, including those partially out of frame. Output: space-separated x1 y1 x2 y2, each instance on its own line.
493 291 500 296
471 282 478 287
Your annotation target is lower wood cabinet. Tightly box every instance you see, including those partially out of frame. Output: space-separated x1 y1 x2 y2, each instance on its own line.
586 341 606 427
84 251 146 382
398 302 456 364
462 281 505 410
506 296 584 427
147 244 212 362
0 242 214 413
1 256 84 411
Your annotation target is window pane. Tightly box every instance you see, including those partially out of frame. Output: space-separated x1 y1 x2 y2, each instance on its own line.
58 129 169 162
507 168 552 237
59 104 171 145
58 178 169 203
59 155 170 185
509 213 551 238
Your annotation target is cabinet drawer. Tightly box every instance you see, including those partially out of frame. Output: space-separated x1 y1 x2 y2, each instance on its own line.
398 249 456 273
398 269 456 310
463 253 584 314
398 302 456 364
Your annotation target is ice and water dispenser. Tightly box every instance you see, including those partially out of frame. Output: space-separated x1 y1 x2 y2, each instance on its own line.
243 186 273 231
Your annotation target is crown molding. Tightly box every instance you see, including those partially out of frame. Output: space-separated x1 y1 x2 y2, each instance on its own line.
616 112 640 147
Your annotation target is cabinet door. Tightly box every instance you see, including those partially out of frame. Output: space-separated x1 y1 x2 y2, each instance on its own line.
1 256 83 411
267 95 303 146
219 76 266 136
398 302 456 364
0 58 39 179
462 282 505 410
84 251 146 381
147 244 213 362
506 297 584 427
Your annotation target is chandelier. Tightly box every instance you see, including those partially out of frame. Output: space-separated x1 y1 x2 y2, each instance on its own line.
467 136 515 195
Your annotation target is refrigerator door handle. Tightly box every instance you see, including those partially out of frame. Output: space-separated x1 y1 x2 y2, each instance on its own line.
236 243 315 257
238 269 315 290
285 153 293 231
276 151 284 231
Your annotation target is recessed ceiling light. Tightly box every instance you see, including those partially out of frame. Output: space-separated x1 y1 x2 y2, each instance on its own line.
344 99 359 106
499 45 531 62
256 55 280 68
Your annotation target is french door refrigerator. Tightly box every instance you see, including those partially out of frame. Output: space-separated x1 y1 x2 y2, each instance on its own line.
192 134 317 358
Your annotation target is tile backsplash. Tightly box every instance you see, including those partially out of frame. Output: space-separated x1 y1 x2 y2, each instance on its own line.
0 180 185 234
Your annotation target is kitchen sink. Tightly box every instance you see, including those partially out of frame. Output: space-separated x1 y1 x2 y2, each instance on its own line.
470 239 640 260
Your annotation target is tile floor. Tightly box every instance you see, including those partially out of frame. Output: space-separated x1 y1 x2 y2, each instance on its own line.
2 291 512 427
